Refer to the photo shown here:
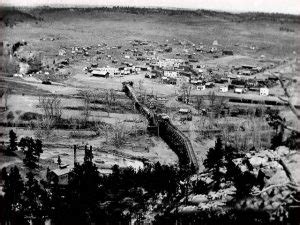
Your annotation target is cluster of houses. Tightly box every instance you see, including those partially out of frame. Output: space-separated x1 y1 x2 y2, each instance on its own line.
57 39 277 98
87 64 150 78
232 64 268 76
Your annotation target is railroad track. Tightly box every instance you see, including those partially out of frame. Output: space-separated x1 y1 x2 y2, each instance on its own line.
122 81 199 171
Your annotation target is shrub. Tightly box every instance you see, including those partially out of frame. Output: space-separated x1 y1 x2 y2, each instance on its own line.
6 111 14 121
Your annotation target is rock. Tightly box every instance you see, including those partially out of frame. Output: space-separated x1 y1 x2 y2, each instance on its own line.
179 205 198 214
271 201 280 209
249 156 268 167
189 194 209 204
277 146 290 156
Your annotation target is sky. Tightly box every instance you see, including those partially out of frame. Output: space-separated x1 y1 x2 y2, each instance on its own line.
2 0 300 15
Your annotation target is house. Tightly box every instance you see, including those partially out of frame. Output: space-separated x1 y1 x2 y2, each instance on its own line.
239 70 252 76
234 87 246 94
197 85 206 91
164 70 178 78
179 108 190 114
94 67 119 76
91 70 109 78
145 73 156 79
242 65 256 70
191 80 202 85
205 82 215 88
49 165 74 185
220 86 228 93
222 50 233 55
260 87 269 96
58 49 66 56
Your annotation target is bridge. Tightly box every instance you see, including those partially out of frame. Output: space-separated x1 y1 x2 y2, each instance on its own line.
122 81 199 172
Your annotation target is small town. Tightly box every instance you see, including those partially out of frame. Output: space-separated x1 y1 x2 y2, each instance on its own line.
0 2 300 225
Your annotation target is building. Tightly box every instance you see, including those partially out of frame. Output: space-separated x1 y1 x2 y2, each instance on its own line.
179 108 190 114
197 85 206 91
238 70 252 76
220 86 229 93
93 67 119 76
91 70 109 78
234 87 245 94
222 50 233 55
157 59 184 69
49 165 74 185
260 87 269 96
164 70 178 78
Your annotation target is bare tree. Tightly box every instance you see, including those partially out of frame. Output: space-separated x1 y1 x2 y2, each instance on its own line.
208 91 217 107
111 121 128 148
195 95 204 115
179 82 192 104
78 90 92 124
39 95 62 131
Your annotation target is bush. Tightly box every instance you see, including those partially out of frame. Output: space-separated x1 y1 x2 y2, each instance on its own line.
6 111 14 121
19 112 42 121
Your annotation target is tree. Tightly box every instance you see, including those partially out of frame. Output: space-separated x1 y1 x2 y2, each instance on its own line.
204 137 225 187
39 95 62 122
23 172 48 225
57 156 61 165
179 82 192 104
84 145 93 163
78 90 92 124
2 166 25 225
204 137 224 170
66 161 101 224
111 121 128 148
195 96 204 115
35 139 43 161
6 130 18 156
38 95 62 135
19 137 43 168
208 91 217 107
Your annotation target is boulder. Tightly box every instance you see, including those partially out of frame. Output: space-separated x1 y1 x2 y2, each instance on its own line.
249 156 268 167
189 194 209 204
277 146 290 156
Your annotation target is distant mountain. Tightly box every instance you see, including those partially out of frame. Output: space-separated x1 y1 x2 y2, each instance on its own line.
0 7 40 27
1 6 300 25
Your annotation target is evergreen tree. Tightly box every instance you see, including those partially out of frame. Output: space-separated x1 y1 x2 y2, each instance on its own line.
19 137 43 168
23 172 48 225
57 156 61 165
35 139 43 161
204 137 225 188
2 166 25 225
6 130 18 155
66 161 100 224
84 145 93 163
204 137 224 170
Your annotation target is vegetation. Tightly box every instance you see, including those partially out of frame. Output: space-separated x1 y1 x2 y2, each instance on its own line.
1 159 190 225
19 137 43 168
5 130 18 156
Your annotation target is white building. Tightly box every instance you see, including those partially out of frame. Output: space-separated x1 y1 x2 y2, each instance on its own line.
234 88 245 94
197 85 206 91
220 86 228 93
94 67 119 76
164 70 178 78
158 59 184 69
260 87 269 96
